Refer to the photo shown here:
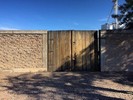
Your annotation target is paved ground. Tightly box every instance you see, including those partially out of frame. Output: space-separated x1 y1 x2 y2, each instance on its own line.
0 72 132 100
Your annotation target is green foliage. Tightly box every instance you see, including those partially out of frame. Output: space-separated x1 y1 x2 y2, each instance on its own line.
118 0 133 29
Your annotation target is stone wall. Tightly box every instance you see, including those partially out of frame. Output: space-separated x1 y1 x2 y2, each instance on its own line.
101 30 133 71
0 30 47 72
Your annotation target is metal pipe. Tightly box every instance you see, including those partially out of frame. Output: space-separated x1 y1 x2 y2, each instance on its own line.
112 0 119 29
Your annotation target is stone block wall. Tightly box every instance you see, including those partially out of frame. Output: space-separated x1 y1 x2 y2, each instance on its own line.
0 30 47 72
101 30 133 71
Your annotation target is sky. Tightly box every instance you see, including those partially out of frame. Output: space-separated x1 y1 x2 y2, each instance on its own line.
0 0 125 30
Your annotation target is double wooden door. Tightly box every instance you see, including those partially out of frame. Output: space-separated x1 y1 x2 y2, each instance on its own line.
48 30 98 71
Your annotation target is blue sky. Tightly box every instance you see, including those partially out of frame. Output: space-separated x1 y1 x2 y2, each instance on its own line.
0 0 125 30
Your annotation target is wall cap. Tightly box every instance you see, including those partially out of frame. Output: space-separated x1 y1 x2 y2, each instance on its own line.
0 30 47 34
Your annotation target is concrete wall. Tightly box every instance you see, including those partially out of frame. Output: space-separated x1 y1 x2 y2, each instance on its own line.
0 30 47 72
101 30 133 71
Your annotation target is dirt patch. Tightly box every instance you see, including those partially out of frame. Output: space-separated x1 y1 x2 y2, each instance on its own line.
0 72 132 100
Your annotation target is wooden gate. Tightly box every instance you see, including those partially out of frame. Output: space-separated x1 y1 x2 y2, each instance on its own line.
48 30 99 71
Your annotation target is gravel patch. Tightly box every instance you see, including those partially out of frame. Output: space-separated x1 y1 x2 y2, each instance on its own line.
0 72 132 100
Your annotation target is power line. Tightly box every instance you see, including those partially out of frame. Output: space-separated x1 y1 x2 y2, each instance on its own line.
107 5 113 24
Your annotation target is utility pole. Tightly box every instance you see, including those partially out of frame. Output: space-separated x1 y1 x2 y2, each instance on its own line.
112 0 119 29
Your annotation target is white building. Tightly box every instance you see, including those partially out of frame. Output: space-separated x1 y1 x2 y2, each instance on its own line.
101 23 115 30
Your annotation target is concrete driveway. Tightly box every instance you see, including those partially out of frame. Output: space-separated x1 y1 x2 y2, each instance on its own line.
0 72 132 100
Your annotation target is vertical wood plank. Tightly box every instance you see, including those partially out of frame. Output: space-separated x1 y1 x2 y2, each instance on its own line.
68 31 72 71
63 31 66 70
56 32 59 71
65 31 72 71
72 31 76 70
60 31 63 71
90 32 95 70
69 31 72 70
76 31 83 71
48 31 51 71
55 31 60 71
64 31 67 70
58 31 61 71
51 32 54 71
53 32 56 71
82 31 86 71
85 32 91 71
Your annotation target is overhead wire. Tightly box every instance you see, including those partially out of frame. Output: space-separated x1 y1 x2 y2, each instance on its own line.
107 5 114 24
